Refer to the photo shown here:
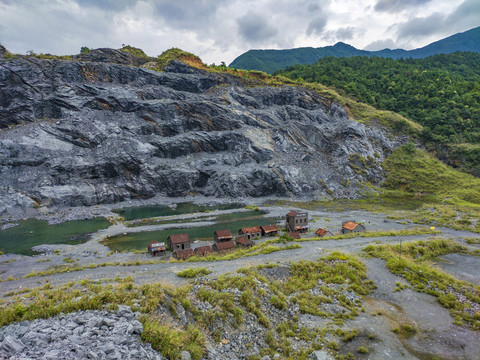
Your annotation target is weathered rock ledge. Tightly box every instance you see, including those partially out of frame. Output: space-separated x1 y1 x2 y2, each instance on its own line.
0 49 407 217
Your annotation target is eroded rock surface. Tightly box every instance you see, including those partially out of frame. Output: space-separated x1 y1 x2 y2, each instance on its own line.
0 53 404 215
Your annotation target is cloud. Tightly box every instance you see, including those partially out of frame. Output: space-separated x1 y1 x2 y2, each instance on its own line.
306 16 328 36
394 0 479 41
236 11 278 43
335 27 356 40
374 0 432 12
396 12 445 39
364 38 397 50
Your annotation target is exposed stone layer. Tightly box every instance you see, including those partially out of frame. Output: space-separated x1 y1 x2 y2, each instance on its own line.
0 51 404 214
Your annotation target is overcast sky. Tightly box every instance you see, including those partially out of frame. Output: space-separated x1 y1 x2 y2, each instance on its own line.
0 0 478 65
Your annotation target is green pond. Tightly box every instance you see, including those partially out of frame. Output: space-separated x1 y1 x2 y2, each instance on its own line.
103 210 277 252
0 218 110 256
114 202 243 221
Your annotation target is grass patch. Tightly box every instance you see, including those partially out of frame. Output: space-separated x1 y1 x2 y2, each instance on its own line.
466 238 480 244
383 146 480 206
177 267 212 278
283 227 439 243
364 239 480 330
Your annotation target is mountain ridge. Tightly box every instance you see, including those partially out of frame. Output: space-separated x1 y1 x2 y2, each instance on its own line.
229 26 480 73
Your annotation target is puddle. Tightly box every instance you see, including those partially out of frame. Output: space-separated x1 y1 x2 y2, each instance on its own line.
0 218 110 255
113 202 243 221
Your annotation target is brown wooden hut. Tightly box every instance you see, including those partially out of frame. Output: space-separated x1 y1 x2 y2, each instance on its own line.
341 221 366 234
238 226 262 240
236 236 254 248
167 233 191 251
315 228 333 237
194 245 213 256
173 248 194 260
148 241 166 256
214 230 233 243
261 224 279 237
288 232 301 239
212 240 236 253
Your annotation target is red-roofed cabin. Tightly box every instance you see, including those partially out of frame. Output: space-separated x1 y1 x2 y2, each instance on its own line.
167 233 191 251
239 226 262 240
261 224 279 237
341 221 366 234
286 210 308 233
236 236 254 248
212 240 236 253
288 232 301 239
214 230 233 243
315 228 333 237
173 248 195 260
148 241 166 256
194 245 213 256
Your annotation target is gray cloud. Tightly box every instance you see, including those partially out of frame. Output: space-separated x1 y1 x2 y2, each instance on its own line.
364 38 397 50
335 27 356 40
394 0 479 41
306 16 328 36
374 0 432 12
236 11 278 43
75 0 137 12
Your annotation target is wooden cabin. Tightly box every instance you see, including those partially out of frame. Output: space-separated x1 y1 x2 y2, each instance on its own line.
236 236 254 248
167 233 191 251
194 245 213 256
214 230 233 243
173 248 195 260
261 224 279 237
212 240 236 253
315 228 333 237
286 211 309 233
148 241 166 256
288 232 301 239
341 221 366 234
238 226 262 240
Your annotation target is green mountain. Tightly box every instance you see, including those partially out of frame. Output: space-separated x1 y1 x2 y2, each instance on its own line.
275 52 480 175
230 26 480 74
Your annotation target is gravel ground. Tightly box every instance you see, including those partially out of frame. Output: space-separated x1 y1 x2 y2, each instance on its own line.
1 204 480 359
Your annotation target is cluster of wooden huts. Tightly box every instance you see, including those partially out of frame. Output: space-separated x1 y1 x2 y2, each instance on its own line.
147 210 366 259
147 224 280 259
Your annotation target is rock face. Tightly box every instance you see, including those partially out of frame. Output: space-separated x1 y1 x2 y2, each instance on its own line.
0 52 404 213
0 306 164 359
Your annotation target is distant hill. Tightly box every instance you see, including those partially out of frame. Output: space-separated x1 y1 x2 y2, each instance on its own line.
230 26 480 74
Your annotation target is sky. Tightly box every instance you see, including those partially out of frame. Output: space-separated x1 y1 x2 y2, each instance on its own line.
0 0 478 65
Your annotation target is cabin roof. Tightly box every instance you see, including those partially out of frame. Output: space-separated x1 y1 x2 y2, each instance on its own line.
236 236 253 246
288 232 301 239
342 221 360 231
215 240 236 250
261 224 279 233
174 248 194 259
240 226 262 234
168 233 190 244
194 245 213 255
214 230 233 238
315 228 329 236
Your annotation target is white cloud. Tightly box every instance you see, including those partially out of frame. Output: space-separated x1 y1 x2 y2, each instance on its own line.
0 0 476 64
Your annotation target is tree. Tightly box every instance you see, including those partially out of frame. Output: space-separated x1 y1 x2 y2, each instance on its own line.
80 46 90 54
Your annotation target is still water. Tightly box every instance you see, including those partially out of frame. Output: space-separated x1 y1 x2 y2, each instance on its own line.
0 218 110 255
103 210 276 252
114 202 243 221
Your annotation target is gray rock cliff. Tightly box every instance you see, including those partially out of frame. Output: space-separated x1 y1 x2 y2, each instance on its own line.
0 52 404 213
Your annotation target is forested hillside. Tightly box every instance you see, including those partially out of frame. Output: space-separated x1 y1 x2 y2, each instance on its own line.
276 53 480 146
230 27 480 74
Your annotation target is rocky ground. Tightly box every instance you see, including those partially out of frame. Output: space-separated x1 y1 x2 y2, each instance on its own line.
1 204 479 359
0 306 163 360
